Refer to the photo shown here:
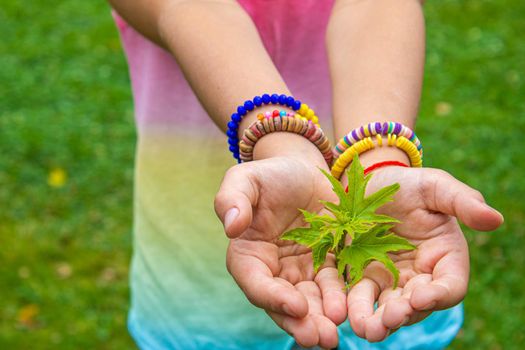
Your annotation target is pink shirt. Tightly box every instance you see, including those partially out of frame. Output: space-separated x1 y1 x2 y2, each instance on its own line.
115 0 334 131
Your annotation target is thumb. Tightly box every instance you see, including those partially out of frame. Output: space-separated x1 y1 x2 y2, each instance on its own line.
424 169 504 231
214 165 257 238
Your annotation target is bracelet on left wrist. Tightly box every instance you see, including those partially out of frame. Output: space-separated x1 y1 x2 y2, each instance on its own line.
241 111 333 166
226 93 320 163
253 132 329 169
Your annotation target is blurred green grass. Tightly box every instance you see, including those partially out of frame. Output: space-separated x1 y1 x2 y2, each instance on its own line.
0 0 135 348
0 0 523 349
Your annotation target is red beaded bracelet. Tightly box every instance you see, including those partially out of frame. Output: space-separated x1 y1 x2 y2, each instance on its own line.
344 160 409 192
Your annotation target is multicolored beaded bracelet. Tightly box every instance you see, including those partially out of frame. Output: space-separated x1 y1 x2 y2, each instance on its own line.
331 134 423 179
333 122 423 160
227 94 320 163
238 110 333 165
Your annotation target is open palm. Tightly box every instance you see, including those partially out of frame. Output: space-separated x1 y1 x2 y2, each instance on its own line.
346 167 504 342
214 157 347 349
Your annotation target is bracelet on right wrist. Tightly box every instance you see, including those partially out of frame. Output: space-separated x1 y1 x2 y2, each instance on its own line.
331 122 423 180
333 121 422 158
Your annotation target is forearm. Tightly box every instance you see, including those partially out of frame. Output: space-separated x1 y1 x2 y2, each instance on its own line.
327 0 425 166
110 0 328 166
109 0 290 133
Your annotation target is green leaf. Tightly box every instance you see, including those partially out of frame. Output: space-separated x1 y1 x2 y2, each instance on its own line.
281 225 333 272
319 200 345 221
336 225 415 288
332 226 346 250
280 155 414 287
299 209 336 227
358 214 401 224
312 233 334 272
281 227 322 247
344 155 367 214
319 168 349 210
357 183 400 217
298 209 321 224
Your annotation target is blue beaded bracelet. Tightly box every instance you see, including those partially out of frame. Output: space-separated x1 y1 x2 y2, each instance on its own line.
226 94 321 162
227 93 306 163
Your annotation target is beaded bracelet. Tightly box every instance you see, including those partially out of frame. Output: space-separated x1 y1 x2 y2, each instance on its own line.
227 94 320 163
331 134 423 179
333 122 422 160
238 110 333 165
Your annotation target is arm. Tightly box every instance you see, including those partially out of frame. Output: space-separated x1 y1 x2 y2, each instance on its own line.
326 0 503 342
110 0 326 169
109 0 289 133
109 1 343 347
327 0 426 167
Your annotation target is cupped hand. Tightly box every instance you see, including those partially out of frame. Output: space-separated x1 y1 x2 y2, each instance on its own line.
346 166 504 342
214 157 347 349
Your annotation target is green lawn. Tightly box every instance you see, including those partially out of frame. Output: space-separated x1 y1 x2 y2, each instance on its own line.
0 0 523 349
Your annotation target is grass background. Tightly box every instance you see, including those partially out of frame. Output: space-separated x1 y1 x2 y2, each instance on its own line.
0 0 523 349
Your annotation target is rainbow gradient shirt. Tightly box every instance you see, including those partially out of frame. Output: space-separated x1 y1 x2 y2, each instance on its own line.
114 1 463 349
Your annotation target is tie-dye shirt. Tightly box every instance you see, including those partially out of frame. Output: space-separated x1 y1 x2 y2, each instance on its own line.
114 1 463 349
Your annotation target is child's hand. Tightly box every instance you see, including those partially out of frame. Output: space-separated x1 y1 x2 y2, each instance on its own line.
215 157 346 349
346 167 504 342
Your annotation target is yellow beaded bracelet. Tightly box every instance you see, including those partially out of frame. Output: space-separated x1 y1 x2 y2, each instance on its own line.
331 135 422 179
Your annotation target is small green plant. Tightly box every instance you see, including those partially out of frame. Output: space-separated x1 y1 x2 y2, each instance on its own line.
281 155 415 288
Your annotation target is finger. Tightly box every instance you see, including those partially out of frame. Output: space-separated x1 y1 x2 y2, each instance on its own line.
382 274 431 329
377 287 411 330
411 248 469 311
214 165 256 238
364 304 389 342
267 312 319 348
347 260 394 338
377 287 403 306
315 266 347 325
411 276 466 311
423 169 504 231
227 241 308 317
347 278 379 338
296 282 339 349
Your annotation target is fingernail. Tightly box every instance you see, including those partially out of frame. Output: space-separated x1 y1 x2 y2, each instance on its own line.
492 208 504 223
482 203 504 222
224 208 239 230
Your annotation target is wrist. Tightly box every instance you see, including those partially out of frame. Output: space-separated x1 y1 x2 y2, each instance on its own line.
357 146 410 169
238 104 293 139
339 147 410 187
253 132 328 169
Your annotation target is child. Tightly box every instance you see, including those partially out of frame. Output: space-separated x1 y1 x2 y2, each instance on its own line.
109 0 503 348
